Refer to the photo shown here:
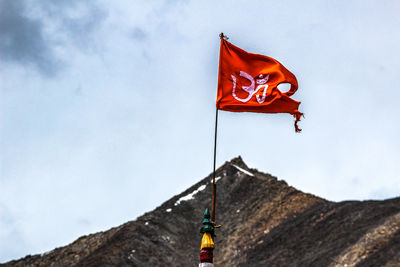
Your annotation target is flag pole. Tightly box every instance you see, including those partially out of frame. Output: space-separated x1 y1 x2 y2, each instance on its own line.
211 107 218 223
211 32 226 223
199 108 218 266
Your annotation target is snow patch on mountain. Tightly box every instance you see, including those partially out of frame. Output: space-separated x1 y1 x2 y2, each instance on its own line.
174 184 206 206
210 176 221 183
232 164 254 177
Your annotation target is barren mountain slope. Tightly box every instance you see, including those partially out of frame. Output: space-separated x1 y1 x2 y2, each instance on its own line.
3 157 400 267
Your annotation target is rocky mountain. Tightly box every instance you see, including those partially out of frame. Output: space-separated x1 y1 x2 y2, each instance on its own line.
2 156 400 266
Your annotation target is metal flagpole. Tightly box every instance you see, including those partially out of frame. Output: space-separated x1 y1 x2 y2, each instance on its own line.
199 108 218 267
211 107 218 222
199 34 226 267
211 33 227 223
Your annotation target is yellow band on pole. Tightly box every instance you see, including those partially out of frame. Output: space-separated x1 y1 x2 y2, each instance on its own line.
200 232 215 250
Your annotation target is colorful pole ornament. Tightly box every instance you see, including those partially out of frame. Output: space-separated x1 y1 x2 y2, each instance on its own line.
199 208 215 267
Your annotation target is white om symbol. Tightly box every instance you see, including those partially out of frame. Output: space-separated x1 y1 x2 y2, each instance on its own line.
231 71 270 103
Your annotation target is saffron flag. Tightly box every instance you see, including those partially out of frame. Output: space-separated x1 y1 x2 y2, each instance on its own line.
216 37 303 132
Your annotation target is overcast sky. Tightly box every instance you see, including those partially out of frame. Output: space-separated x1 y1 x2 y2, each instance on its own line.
1 0 400 262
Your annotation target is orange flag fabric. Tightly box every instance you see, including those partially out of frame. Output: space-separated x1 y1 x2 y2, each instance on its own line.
216 37 303 132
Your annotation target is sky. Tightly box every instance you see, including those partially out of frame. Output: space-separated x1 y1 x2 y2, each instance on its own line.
1 0 400 262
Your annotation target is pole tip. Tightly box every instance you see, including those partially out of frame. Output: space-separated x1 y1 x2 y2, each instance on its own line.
219 32 228 40
200 208 215 235
204 208 211 218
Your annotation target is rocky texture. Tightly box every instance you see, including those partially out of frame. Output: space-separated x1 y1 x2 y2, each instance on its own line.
2 156 400 266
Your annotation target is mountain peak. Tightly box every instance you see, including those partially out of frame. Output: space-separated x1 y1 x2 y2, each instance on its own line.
227 155 246 167
3 158 400 266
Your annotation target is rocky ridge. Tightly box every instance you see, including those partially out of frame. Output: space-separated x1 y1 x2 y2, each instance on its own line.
2 156 400 266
